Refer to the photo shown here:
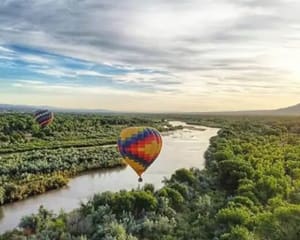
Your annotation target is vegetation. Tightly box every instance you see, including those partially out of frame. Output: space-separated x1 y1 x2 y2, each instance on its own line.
2 115 300 239
0 113 169 153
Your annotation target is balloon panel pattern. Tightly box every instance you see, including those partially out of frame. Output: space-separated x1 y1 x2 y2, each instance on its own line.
34 110 54 127
118 127 162 177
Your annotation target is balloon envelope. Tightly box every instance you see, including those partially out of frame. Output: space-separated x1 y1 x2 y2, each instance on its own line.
117 127 162 179
34 109 54 128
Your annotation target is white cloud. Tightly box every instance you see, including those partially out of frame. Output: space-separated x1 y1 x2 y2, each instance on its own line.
75 70 111 78
0 46 13 52
11 79 149 96
17 80 45 85
20 54 52 64
11 83 23 87
34 68 75 78
0 55 13 60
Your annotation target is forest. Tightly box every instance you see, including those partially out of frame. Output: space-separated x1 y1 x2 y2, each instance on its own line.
0 113 170 204
0 113 168 153
1 115 300 239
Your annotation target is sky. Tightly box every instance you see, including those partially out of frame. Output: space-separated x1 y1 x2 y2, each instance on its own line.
0 0 300 112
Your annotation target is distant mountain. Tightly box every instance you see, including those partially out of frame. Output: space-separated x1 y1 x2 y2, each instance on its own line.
272 103 300 115
195 103 300 116
0 104 37 113
0 104 114 114
1 103 300 115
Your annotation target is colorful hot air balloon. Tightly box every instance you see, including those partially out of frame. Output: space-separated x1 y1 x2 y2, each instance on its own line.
117 127 162 182
34 109 54 128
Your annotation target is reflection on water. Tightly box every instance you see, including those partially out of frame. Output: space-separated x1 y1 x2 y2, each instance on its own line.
0 122 219 233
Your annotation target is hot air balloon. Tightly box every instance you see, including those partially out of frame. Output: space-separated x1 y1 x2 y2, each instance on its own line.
117 127 162 182
34 109 54 128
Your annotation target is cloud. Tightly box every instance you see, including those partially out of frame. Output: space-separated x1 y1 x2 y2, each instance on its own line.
0 0 300 111
0 46 13 53
20 54 52 64
34 68 76 78
17 80 45 85
11 79 154 96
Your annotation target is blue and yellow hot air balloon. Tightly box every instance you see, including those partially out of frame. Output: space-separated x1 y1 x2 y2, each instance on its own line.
117 127 162 182
34 109 54 128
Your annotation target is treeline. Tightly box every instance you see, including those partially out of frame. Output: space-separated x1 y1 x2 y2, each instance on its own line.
2 116 300 239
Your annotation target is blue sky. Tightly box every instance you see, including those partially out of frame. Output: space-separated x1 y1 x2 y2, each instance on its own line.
0 0 300 112
1 44 174 92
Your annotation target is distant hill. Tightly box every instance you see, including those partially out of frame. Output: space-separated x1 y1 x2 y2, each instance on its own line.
272 103 300 115
0 104 114 114
1 103 300 115
195 103 300 116
0 104 37 113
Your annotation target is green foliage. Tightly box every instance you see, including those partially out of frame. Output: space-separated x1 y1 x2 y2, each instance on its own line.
170 168 196 185
157 187 184 210
0 113 163 153
219 159 254 192
217 206 251 226
2 115 300 239
255 205 300 240
220 226 255 240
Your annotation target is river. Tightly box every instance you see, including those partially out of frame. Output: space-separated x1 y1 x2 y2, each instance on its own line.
0 121 219 233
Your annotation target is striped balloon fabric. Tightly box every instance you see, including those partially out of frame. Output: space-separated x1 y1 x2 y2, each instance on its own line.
117 127 162 182
34 109 54 128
